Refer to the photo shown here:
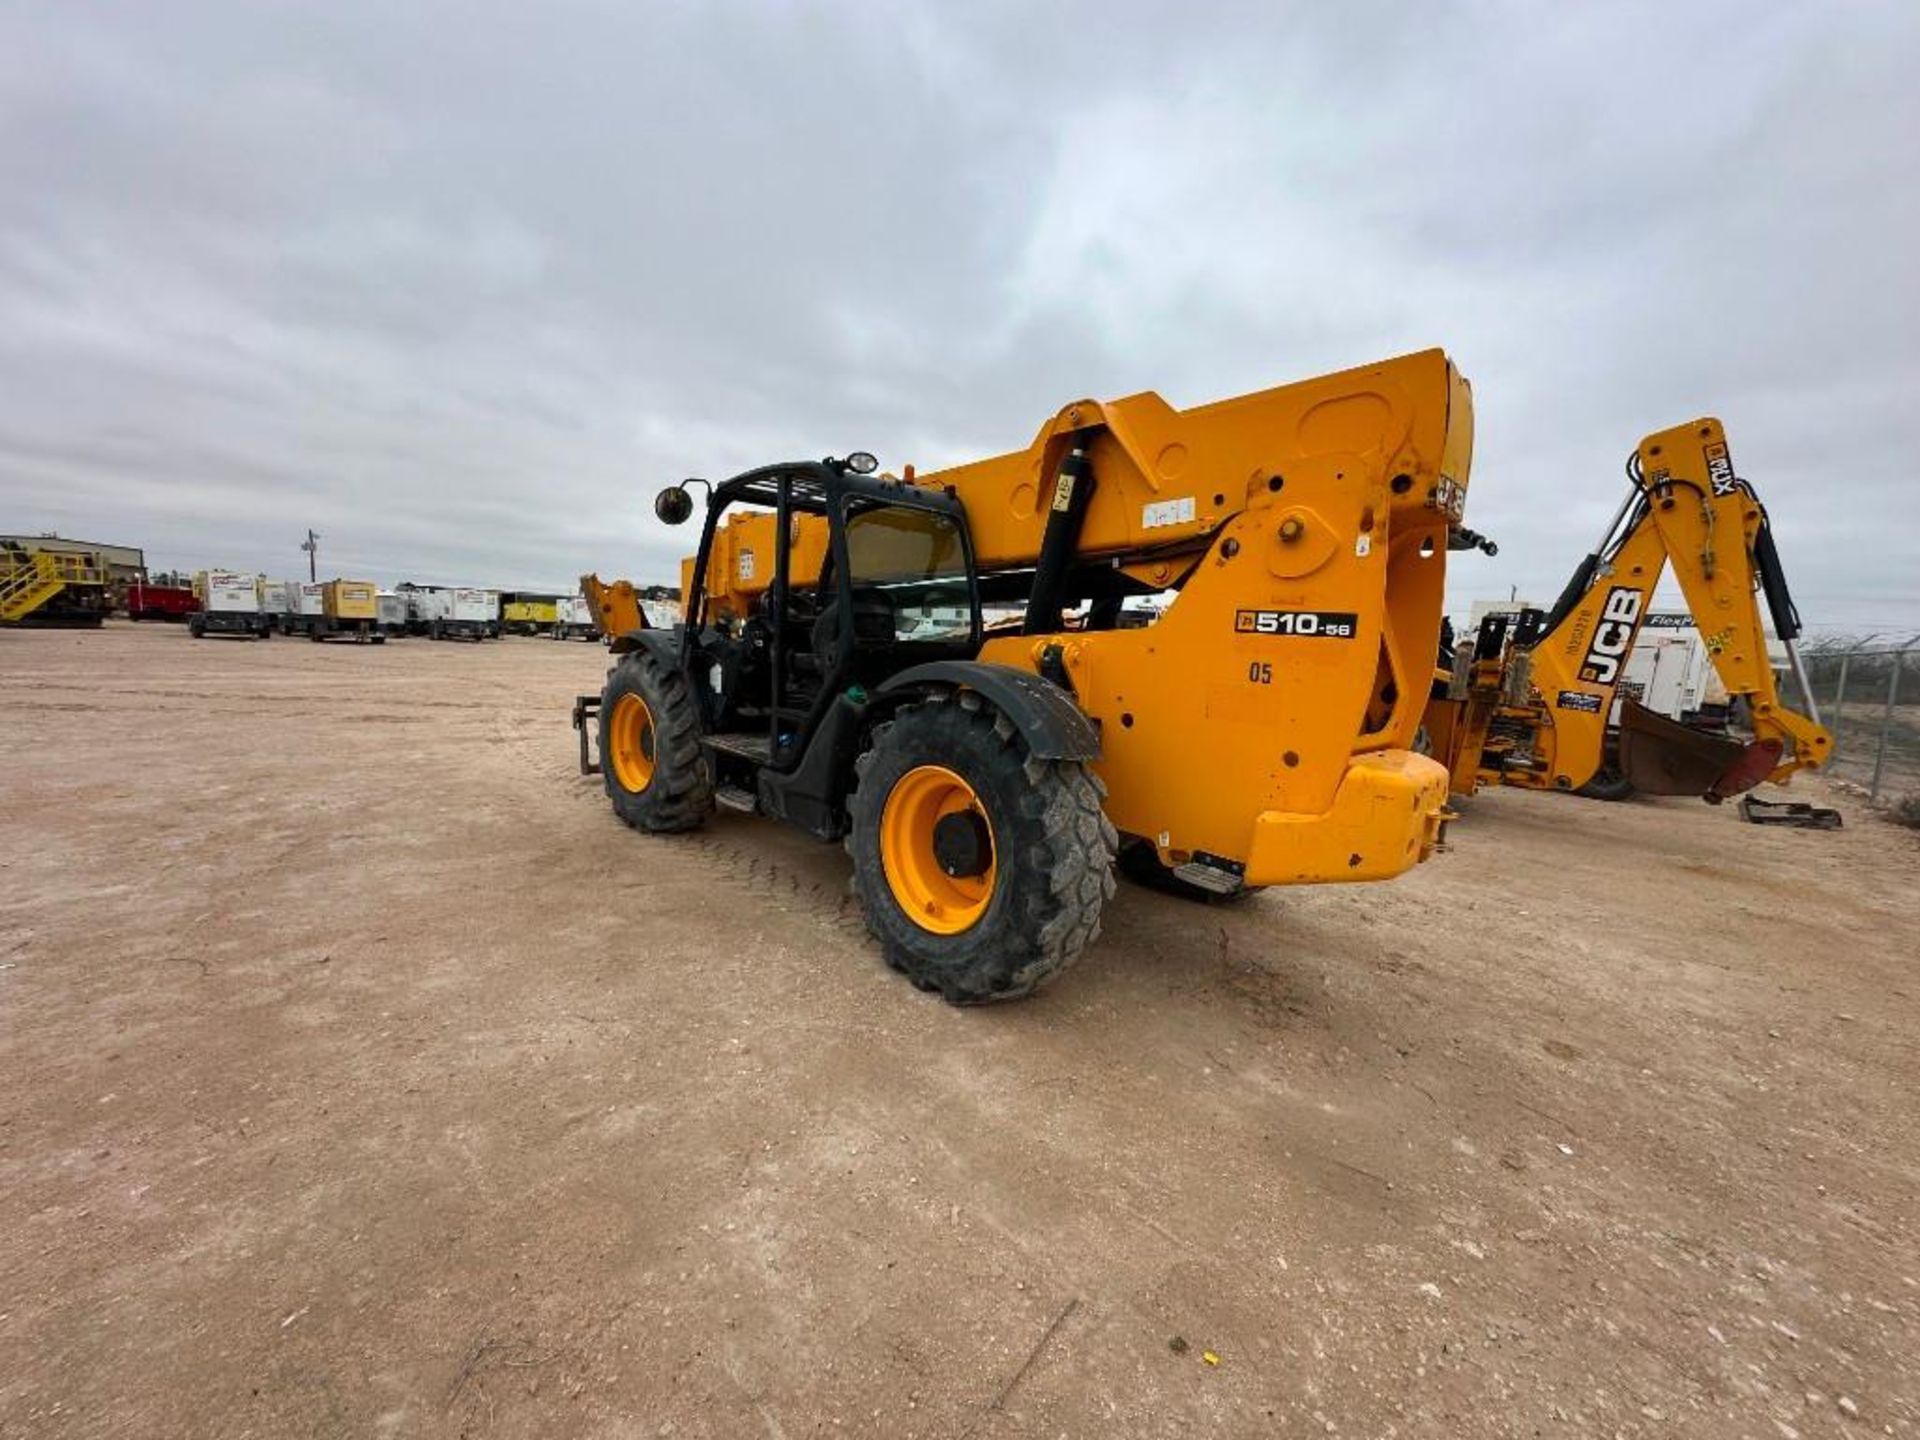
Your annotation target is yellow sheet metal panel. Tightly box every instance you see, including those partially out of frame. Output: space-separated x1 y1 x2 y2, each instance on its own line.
324 579 378 620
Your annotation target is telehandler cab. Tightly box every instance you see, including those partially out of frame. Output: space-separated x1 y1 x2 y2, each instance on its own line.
576 351 1476 1002
1423 418 1832 802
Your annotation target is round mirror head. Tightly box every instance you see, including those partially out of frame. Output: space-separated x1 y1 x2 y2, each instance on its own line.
654 485 694 526
846 451 879 475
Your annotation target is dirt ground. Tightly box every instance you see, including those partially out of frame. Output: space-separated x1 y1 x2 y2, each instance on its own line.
2 623 1916 1439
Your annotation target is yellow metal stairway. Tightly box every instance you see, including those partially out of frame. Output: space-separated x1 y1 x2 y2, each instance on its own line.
0 550 107 623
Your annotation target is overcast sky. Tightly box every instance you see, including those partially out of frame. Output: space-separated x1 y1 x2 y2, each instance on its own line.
2 2 1915 631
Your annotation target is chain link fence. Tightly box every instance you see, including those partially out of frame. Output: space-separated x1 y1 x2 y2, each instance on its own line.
1783 637 1920 806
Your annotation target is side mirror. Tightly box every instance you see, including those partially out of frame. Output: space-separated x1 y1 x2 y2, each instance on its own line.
654 485 695 526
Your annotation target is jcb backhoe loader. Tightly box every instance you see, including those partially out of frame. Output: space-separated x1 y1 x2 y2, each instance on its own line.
1423 418 1832 802
576 350 1475 1002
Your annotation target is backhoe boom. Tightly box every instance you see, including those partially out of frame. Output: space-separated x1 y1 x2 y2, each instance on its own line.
1427 418 1831 799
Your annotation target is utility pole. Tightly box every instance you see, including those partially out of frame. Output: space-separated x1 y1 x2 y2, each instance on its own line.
301 529 320 582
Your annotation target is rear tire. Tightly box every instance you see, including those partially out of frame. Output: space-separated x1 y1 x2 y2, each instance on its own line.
188 615 205 639
598 647 713 833
1577 736 1637 801
1577 766 1636 801
847 692 1116 1004
1116 838 1263 904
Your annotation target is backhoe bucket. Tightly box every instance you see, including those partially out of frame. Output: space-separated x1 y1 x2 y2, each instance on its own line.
1615 698 1752 799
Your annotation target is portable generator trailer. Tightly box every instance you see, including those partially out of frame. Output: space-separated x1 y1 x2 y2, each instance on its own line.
377 591 410 637
402 586 448 635
429 587 499 641
127 580 199 623
278 581 328 636
553 594 601 641
503 596 560 636
306 578 385 642
575 348 1476 1004
189 571 272 639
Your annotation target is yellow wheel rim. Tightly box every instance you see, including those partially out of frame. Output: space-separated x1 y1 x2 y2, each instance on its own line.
880 765 996 934
607 692 657 793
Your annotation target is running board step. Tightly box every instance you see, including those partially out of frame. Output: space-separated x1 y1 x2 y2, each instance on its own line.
714 785 759 814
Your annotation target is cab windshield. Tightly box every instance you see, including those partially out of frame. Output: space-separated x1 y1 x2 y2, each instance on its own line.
843 503 976 644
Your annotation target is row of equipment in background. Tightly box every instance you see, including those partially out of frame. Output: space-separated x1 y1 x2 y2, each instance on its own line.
180 575 608 644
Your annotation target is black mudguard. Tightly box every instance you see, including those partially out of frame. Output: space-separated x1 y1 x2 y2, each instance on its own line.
875 661 1100 761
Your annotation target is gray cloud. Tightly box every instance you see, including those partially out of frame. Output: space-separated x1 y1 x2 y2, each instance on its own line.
1 1 1915 630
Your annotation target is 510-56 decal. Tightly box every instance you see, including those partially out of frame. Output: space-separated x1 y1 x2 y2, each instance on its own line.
1234 609 1358 638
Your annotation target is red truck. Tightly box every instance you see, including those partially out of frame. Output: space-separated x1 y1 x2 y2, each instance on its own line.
126 581 199 623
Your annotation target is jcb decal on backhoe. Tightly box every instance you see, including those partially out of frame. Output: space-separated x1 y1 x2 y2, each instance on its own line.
1578 586 1643 684
1234 609 1358 638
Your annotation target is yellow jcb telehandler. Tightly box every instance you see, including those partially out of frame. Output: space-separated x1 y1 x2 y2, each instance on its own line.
574 351 1476 1001
1423 418 1832 802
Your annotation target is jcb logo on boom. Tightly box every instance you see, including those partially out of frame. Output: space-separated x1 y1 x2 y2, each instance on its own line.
1579 587 1643 684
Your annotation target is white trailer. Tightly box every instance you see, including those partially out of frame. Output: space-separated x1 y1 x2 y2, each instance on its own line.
281 581 329 637
1617 614 1728 726
190 570 272 640
404 587 450 634
432 587 498 641
377 591 409 637
259 580 292 619
552 595 600 641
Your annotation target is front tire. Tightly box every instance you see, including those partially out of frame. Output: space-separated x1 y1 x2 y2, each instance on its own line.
847 692 1116 1004
598 647 713 833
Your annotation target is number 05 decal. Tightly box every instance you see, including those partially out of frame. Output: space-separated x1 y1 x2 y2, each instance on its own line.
1234 609 1358 638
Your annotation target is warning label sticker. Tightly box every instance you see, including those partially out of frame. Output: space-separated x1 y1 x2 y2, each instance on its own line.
1142 496 1196 529
1556 690 1604 714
